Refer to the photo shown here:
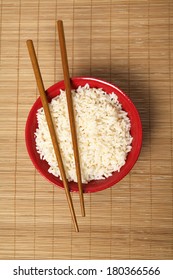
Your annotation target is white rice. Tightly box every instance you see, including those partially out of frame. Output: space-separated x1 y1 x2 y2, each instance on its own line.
35 84 133 183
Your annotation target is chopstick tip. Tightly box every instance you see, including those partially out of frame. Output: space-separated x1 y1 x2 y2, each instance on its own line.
75 223 79 232
26 39 33 47
81 207 85 217
57 19 63 28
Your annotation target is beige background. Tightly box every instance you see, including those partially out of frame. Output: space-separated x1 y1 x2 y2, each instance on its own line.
0 0 173 259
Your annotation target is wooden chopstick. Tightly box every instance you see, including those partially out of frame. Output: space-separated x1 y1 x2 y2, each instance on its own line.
26 39 79 232
57 20 85 217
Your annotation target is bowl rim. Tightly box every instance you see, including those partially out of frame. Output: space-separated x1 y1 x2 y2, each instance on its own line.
25 76 143 193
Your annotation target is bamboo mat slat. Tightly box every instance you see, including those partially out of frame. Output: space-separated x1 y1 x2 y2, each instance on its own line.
0 0 173 260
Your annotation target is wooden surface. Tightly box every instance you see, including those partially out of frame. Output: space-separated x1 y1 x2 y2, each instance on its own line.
0 0 173 259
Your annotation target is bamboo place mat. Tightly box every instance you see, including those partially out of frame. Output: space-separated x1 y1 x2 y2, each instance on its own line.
0 0 173 260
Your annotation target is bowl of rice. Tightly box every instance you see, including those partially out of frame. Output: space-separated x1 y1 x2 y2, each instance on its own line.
25 77 142 193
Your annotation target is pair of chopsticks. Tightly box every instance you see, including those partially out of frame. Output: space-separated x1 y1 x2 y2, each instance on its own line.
26 20 84 232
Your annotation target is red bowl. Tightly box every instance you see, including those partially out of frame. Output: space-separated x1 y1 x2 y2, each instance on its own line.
25 77 142 193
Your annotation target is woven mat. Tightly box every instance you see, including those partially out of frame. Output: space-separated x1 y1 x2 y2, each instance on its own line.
0 0 173 260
